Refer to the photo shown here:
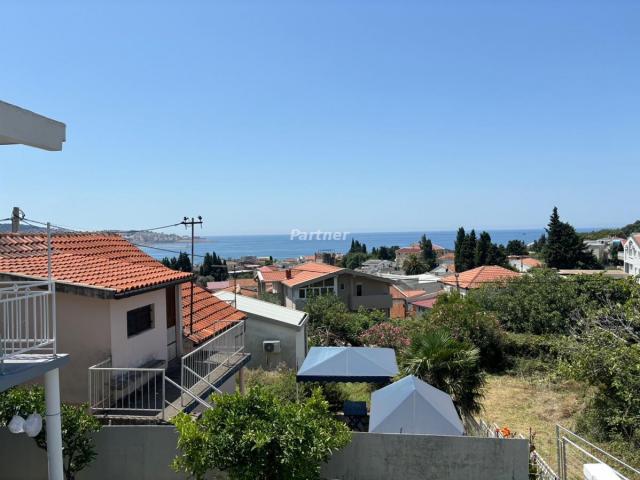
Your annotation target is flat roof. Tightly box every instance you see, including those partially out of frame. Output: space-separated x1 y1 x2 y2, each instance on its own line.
0 100 66 151
0 354 70 392
214 291 307 328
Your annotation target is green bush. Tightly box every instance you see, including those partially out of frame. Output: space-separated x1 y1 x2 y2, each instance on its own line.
426 292 505 371
172 387 351 480
0 386 101 480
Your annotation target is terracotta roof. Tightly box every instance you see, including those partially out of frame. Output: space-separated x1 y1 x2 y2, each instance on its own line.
260 270 289 282
291 262 342 274
442 265 521 289
411 297 438 309
522 258 542 268
181 283 246 344
0 233 191 294
396 247 421 254
220 285 259 298
230 278 258 289
258 265 278 273
281 269 329 287
389 285 426 299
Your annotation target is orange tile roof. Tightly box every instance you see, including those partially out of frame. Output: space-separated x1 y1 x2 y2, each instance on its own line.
220 285 259 298
0 233 191 295
521 258 542 268
260 270 289 282
281 269 330 287
291 262 342 274
411 297 438 309
442 265 520 289
389 285 427 299
181 283 246 344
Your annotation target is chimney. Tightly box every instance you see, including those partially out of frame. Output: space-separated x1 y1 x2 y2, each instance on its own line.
285 269 292 279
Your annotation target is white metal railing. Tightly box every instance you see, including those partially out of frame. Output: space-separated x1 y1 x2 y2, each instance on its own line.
0 280 56 364
89 358 212 421
181 321 245 395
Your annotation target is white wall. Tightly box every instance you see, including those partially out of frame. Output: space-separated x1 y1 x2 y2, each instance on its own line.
108 289 168 368
244 314 305 370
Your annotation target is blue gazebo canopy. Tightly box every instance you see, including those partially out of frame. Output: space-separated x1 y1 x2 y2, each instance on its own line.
296 347 399 383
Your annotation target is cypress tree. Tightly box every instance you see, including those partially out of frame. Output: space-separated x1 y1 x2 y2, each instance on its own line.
454 227 466 271
475 231 492 266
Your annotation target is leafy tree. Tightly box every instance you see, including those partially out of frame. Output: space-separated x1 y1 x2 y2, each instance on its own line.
258 291 281 304
505 239 528 256
172 388 351 480
565 304 640 453
543 207 600 269
162 252 193 272
199 251 228 281
0 386 101 480
531 234 547 253
401 329 485 416
358 322 411 351
304 294 386 346
372 245 399 261
426 293 505 370
419 235 438 270
454 227 466 272
402 254 428 275
474 231 492 266
486 243 508 267
348 239 367 254
342 251 368 270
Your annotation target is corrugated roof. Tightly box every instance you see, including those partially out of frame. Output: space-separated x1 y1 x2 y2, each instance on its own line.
215 290 307 328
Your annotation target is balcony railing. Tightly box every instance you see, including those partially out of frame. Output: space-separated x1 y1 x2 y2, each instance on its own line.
181 321 246 395
1 280 55 363
88 321 246 420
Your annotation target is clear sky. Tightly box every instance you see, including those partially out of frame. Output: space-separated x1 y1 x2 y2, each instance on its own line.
1 0 638 235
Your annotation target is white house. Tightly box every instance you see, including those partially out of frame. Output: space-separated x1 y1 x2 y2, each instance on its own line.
623 234 640 278
215 291 308 370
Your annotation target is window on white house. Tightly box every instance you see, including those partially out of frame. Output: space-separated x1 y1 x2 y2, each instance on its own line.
127 305 154 337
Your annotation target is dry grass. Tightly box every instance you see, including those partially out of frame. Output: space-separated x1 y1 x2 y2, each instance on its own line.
481 374 588 462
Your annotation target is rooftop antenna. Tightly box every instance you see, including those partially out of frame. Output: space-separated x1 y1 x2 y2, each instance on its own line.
182 216 203 336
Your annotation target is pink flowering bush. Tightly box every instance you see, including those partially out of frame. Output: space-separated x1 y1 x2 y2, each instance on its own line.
359 322 411 351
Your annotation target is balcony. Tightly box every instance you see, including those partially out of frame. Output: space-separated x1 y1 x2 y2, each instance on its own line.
1 280 56 361
349 294 392 311
0 280 69 391
89 321 250 421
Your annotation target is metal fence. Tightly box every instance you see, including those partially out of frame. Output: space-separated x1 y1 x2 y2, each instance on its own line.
473 418 559 480
181 321 245 394
89 358 213 420
556 425 640 480
88 358 166 418
0 280 55 363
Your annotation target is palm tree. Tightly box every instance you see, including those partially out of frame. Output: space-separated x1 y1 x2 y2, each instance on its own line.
403 254 428 275
401 329 485 416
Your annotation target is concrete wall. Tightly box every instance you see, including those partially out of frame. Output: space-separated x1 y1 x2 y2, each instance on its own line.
0 427 528 480
322 432 529 480
108 289 168 368
244 313 305 370
54 292 112 403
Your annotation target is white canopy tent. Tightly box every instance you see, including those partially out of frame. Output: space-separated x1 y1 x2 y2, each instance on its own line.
369 375 464 435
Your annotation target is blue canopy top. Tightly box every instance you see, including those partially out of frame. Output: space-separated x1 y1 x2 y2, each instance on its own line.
368 375 464 435
296 347 399 383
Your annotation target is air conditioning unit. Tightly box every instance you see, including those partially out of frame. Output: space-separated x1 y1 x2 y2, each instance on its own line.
263 340 281 353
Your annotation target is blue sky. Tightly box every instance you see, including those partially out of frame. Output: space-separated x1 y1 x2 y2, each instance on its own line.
1 0 638 235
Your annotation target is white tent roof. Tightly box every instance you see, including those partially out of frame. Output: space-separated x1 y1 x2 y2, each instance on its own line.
369 375 464 435
296 347 399 383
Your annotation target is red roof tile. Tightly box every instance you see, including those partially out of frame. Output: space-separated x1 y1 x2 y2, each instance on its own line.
0 233 191 294
411 297 438 309
442 265 520 289
181 283 246 344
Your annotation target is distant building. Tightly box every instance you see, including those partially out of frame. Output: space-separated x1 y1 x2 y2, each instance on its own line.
441 265 521 295
623 235 640 277
215 291 308 370
508 256 542 272
389 285 436 318
256 262 393 313
583 237 624 264
357 259 397 275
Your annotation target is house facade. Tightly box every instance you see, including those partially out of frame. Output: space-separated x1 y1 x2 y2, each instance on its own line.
0 232 249 417
623 234 640 277
215 291 308 370
507 256 542 272
257 262 393 313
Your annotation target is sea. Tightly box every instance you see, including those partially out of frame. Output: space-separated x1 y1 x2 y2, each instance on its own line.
138 229 568 261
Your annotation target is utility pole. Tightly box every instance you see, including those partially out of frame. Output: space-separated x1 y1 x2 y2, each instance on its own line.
182 216 203 336
11 207 23 233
